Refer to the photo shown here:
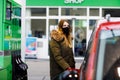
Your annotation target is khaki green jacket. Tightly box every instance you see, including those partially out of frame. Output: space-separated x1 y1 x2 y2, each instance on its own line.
49 30 75 80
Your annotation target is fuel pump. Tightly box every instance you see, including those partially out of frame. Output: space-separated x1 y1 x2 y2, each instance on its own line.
0 0 28 80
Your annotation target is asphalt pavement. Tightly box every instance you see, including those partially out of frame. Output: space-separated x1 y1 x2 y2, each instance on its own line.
25 58 83 80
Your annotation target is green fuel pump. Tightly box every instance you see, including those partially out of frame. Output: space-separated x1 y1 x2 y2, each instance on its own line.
0 0 28 80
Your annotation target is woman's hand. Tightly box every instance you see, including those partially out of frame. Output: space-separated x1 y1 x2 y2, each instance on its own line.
66 67 72 71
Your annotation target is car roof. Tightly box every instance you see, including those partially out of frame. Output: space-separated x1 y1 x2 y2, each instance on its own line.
96 18 120 26
95 18 120 36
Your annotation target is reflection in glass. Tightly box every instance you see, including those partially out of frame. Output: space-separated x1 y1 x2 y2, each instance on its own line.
102 9 120 17
61 8 87 16
49 19 58 40
74 20 87 57
90 8 99 16
31 19 46 38
89 20 96 30
98 30 120 80
49 8 58 16
31 8 46 16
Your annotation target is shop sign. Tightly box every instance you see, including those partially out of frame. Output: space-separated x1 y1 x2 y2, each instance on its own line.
27 0 120 6
64 0 84 4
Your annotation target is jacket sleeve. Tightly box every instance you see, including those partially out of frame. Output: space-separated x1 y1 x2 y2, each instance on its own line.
50 39 70 70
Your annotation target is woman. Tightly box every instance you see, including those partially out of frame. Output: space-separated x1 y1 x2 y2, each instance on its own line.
49 19 75 80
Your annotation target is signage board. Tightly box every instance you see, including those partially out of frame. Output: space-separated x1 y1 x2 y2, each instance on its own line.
26 37 37 55
26 0 120 7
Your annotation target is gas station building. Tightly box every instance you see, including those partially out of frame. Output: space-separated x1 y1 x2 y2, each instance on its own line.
24 0 120 59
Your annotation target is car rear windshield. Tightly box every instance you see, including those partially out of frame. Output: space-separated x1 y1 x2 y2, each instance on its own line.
97 29 120 80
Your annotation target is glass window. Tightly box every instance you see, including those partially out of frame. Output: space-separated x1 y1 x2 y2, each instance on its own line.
90 8 99 16
89 19 97 30
49 19 58 26
74 19 87 57
102 9 120 17
97 30 120 80
31 8 46 16
49 8 58 16
61 8 87 16
49 19 58 39
31 19 46 38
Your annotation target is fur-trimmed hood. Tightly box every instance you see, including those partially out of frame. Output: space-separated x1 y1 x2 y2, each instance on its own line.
50 30 64 42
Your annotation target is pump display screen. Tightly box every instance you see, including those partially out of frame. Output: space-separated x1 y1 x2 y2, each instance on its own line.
6 1 11 20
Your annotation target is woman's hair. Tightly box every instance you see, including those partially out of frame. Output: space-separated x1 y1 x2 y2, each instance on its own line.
58 19 72 33
57 19 73 48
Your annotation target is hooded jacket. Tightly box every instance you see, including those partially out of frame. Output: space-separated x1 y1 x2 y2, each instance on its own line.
49 30 75 80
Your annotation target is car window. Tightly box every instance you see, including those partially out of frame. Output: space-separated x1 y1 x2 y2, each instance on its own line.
96 29 120 80
103 36 120 80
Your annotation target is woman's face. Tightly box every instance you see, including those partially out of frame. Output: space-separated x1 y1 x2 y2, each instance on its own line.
62 21 70 36
62 21 69 28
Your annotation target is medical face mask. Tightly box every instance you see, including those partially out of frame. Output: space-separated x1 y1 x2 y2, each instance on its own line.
62 27 70 36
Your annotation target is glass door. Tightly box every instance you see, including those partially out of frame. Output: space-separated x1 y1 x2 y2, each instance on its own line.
73 19 87 57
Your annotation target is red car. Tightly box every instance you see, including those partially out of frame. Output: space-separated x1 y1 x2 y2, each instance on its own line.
79 18 120 80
